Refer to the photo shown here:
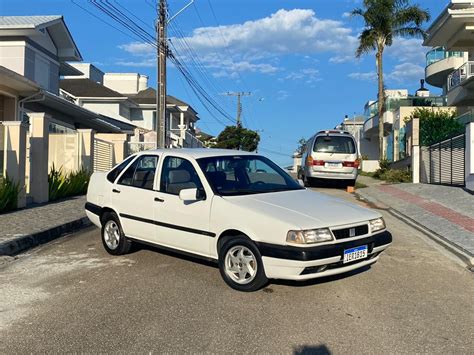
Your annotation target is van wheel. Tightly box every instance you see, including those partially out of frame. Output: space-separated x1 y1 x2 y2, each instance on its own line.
218 236 268 292
101 212 132 255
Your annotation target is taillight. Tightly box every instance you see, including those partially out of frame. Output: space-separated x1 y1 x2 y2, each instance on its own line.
343 160 360 168
313 160 325 166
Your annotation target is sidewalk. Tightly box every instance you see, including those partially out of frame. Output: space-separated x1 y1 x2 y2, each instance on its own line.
0 196 90 256
357 183 474 267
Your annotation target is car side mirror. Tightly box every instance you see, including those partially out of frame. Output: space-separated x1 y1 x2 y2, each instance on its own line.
297 179 305 187
179 188 198 202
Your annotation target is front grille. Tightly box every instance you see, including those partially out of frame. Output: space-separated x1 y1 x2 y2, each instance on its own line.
300 252 379 275
332 224 368 240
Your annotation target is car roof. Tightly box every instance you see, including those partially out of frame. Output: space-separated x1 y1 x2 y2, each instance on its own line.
135 148 258 159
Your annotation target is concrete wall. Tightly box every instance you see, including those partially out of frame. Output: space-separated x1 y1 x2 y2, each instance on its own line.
130 107 155 131
0 43 26 75
48 133 79 172
81 101 122 120
103 73 140 94
65 63 105 83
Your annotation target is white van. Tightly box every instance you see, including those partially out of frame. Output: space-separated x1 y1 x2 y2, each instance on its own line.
299 130 359 187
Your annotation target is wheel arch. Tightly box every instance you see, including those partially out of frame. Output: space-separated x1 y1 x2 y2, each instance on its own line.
216 229 253 257
99 206 121 226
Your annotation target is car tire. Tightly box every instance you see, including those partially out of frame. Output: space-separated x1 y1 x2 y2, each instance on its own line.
218 236 268 292
101 212 132 255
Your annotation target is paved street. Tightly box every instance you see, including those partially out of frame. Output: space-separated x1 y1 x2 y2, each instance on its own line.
1 187 473 354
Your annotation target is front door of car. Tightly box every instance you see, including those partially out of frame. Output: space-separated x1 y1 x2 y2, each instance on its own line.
153 155 213 257
111 155 159 244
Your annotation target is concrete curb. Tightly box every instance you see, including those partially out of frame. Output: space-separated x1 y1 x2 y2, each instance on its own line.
356 189 474 270
0 217 92 256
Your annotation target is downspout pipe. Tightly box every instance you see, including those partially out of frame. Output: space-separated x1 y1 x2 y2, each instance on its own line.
17 90 45 122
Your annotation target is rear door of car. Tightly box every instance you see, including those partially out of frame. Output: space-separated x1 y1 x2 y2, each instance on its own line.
152 155 213 257
111 154 160 243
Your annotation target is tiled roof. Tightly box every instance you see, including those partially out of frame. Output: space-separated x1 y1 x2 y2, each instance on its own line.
130 87 190 107
60 79 124 98
0 16 62 28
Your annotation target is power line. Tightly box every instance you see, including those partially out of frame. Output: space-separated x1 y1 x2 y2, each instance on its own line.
79 0 235 128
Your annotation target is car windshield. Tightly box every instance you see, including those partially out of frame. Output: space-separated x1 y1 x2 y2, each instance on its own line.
197 155 304 196
313 135 356 154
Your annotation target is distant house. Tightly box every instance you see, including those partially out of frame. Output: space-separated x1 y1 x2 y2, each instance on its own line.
61 63 202 149
0 16 136 207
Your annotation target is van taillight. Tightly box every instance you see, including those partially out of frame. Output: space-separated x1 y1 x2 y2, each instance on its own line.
313 160 325 166
343 160 360 168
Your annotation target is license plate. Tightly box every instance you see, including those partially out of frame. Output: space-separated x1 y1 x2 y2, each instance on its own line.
343 245 368 264
326 162 341 168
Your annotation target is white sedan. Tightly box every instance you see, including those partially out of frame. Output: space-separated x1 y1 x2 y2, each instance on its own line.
85 149 391 292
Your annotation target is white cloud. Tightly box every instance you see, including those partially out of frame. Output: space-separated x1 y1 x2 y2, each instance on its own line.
117 8 357 75
115 58 156 67
386 38 426 64
386 62 424 83
349 63 424 84
276 90 290 100
118 42 154 56
329 55 354 64
348 71 377 81
342 12 352 18
284 68 321 83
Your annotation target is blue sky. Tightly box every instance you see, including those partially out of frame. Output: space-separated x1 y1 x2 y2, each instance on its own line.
1 0 446 165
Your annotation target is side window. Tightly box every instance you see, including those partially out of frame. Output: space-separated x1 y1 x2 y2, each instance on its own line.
106 155 135 183
160 156 203 195
118 155 159 190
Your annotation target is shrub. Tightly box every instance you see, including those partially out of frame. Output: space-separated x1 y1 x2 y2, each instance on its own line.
48 165 91 201
380 169 411 183
0 175 21 213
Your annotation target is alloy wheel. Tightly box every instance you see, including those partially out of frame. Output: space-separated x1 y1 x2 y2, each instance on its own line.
224 245 258 285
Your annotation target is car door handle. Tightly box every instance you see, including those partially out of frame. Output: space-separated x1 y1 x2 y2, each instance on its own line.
154 197 165 203
112 189 121 194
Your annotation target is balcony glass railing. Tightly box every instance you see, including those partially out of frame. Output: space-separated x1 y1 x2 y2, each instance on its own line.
426 47 464 67
364 96 447 119
447 61 474 91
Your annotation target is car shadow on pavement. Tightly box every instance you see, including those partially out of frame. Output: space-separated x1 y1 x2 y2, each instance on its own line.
271 265 371 288
129 242 218 268
309 179 349 190
294 344 331 355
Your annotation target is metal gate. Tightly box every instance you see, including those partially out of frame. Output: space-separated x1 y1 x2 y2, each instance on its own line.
93 138 114 172
420 133 465 186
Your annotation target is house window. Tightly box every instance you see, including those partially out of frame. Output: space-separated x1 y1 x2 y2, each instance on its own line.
34 54 50 90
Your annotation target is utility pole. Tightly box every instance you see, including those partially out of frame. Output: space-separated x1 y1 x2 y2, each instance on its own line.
156 0 167 148
226 92 251 127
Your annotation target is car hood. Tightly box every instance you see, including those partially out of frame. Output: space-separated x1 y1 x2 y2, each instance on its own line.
224 189 380 229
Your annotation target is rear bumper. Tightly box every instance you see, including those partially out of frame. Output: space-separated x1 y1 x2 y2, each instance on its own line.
307 169 358 180
257 231 392 280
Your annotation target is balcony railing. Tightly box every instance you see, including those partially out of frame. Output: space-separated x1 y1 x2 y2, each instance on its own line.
447 61 474 91
364 96 448 119
426 47 464 67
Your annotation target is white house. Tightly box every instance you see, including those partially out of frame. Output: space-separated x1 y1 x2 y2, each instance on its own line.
0 16 136 207
60 63 202 149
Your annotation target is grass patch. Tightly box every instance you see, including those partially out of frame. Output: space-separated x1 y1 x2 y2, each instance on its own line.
355 181 368 189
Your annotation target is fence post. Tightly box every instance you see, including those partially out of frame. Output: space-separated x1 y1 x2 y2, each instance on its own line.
2 121 27 208
29 113 51 203
466 122 474 192
411 117 420 183
77 129 95 172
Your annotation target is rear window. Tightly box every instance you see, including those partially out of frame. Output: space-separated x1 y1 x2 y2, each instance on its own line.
313 136 356 154
106 155 135 183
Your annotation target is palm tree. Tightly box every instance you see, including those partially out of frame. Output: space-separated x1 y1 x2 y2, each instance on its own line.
352 0 430 160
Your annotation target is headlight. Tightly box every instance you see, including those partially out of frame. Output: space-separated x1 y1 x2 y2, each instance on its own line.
369 217 386 233
286 228 334 244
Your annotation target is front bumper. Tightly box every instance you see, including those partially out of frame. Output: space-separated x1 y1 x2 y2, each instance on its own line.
257 231 392 281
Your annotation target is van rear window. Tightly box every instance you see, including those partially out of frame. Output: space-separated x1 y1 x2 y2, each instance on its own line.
313 136 355 154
